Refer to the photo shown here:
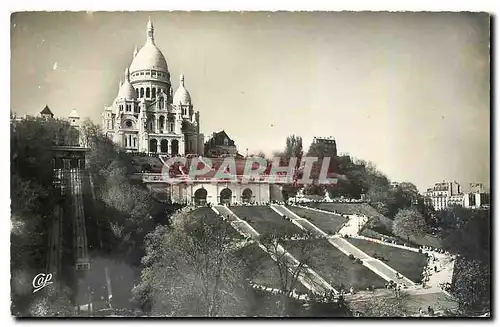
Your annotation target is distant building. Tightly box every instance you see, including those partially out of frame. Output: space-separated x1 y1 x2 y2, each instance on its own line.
11 105 83 147
464 184 490 209
424 181 462 210
390 181 400 189
424 180 490 210
40 105 54 119
311 136 338 157
204 130 238 157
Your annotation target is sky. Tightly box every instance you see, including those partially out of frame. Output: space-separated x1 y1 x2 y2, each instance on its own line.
10 11 490 192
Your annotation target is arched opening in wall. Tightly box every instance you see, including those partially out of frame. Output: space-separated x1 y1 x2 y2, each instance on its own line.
136 89 139 98
220 188 232 205
194 188 208 206
242 188 253 203
171 139 179 155
152 88 156 99
55 158 64 169
160 139 168 153
159 116 165 130
70 158 79 169
146 87 150 98
140 88 144 98
149 139 158 153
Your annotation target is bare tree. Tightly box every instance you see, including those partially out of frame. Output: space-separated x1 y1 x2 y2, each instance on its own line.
255 231 315 316
133 211 251 316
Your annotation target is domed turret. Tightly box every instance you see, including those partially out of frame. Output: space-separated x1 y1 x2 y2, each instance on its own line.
173 73 192 105
116 68 136 101
129 17 169 73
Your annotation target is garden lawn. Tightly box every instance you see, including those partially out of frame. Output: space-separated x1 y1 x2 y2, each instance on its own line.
231 206 306 237
289 206 347 234
347 238 428 283
191 207 243 240
283 239 386 291
235 243 309 294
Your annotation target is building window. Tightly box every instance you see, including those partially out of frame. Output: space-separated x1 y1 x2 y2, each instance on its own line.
140 88 144 98
152 88 156 99
119 105 123 111
126 120 132 128
159 116 165 129
136 88 139 98
133 138 136 147
170 123 174 132
224 138 229 146
146 87 150 98
140 72 144 76
146 71 150 76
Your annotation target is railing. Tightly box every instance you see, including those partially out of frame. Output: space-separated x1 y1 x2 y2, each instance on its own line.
136 172 296 184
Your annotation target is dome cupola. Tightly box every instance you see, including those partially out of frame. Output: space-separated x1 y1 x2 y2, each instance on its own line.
173 73 192 106
116 68 136 101
129 17 169 74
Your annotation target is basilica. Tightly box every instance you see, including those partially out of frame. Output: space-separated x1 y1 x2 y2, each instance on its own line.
102 18 204 156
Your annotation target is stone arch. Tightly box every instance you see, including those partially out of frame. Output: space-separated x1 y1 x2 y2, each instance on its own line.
160 139 168 153
194 188 208 206
171 139 179 155
242 188 253 203
149 139 158 153
220 188 232 205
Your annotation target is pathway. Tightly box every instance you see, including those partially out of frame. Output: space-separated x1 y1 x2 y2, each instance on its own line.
272 204 415 288
288 204 456 294
213 205 337 295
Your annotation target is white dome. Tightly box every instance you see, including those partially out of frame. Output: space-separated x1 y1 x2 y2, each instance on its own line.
173 74 192 105
116 68 136 101
117 80 136 100
129 18 168 73
130 42 168 73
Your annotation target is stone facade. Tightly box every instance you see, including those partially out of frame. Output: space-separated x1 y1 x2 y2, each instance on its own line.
101 18 202 156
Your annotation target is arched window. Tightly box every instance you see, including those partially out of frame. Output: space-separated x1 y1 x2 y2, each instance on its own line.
152 88 156 99
136 88 139 98
146 87 150 98
159 116 165 129
140 88 144 98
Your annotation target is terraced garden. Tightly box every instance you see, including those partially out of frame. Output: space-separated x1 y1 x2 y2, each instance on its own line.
347 238 428 283
230 206 306 237
283 239 386 291
235 243 309 293
288 206 348 234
